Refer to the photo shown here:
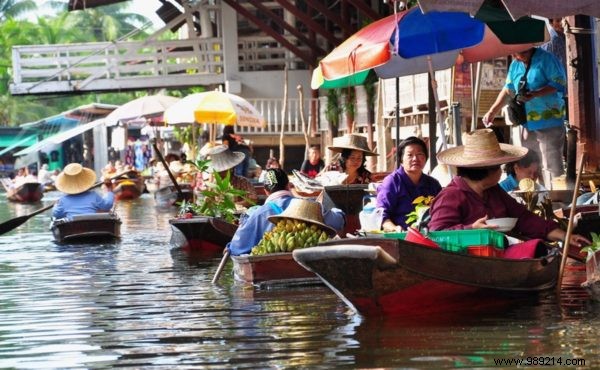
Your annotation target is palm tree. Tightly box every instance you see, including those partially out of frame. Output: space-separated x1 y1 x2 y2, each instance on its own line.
66 3 151 41
0 0 36 21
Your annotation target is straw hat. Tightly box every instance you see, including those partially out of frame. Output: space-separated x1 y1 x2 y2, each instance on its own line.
268 198 337 236
437 129 528 167
207 144 245 172
328 134 378 156
55 163 97 194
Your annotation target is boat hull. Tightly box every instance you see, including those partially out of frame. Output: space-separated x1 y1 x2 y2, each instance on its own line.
293 237 560 316
169 216 237 257
7 182 43 203
51 213 122 243
231 252 318 286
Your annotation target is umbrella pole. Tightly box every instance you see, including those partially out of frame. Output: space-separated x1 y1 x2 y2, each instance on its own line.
395 77 400 169
427 57 447 152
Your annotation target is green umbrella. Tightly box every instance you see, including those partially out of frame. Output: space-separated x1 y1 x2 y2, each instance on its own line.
475 0 547 44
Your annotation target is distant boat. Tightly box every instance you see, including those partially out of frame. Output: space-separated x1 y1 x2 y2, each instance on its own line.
50 213 122 243
112 170 144 200
2 181 44 203
153 184 194 207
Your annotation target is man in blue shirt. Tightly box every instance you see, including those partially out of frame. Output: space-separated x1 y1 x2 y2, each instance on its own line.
53 163 114 220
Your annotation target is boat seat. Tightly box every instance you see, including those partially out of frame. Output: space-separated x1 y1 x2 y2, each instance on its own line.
70 213 117 221
293 244 397 268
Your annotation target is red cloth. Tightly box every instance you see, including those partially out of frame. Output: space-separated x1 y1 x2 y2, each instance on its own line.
504 239 544 259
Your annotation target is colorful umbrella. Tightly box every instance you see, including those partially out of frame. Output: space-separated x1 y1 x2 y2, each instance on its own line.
105 94 180 126
164 91 266 128
418 0 600 21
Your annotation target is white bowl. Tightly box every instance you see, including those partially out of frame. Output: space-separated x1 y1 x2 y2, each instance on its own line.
486 217 517 232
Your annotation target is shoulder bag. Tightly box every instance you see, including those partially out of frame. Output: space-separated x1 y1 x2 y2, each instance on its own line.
506 51 534 125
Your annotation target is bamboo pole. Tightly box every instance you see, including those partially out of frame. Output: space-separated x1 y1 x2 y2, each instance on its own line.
557 152 586 293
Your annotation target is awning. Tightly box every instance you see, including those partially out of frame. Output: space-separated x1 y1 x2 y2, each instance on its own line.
0 135 37 156
14 119 105 157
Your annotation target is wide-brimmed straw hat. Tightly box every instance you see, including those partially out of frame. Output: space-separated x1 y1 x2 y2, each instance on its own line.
268 198 337 236
207 144 245 172
328 134 378 156
437 129 528 167
55 163 97 194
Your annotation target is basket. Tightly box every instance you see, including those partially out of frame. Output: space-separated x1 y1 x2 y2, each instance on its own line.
384 229 506 254
467 245 505 257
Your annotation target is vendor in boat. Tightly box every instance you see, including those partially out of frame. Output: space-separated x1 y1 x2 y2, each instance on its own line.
323 134 377 185
52 163 114 220
499 150 546 192
376 137 442 232
428 129 590 248
206 145 258 207
227 168 344 256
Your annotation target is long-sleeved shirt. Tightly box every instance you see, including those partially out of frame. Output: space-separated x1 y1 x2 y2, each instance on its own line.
52 190 115 220
227 190 345 256
375 166 441 229
428 176 558 239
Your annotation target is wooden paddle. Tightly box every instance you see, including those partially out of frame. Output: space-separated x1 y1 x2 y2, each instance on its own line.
212 250 230 284
557 153 586 293
0 170 128 235
152 141 183 198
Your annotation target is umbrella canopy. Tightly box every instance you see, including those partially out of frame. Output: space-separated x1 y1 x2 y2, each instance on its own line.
163 91 266 128
317 6 547 86
105 94 180 126
418 0 600 21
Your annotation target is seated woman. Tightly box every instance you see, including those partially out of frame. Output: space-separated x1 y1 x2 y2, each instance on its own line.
53 163 114 220
227 168 345 256
428 129 589 248
376 137 442 232
324 134 377 184
499 150 546 192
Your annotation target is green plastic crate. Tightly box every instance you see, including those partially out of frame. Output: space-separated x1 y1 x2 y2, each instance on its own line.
383 229 507 254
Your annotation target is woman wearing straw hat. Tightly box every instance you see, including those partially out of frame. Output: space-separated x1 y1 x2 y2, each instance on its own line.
227 168 344 256
376 137 442 232
324 134 377 185
205 145 258 207
428 129 589 248
52 163 114 220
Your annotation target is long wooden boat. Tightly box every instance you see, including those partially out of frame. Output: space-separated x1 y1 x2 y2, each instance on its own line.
292 237 560 316
113 173 145 200
169 216 238 258
154 184 194 207
231 252 320 286
6 182 44 203
50 213 122 243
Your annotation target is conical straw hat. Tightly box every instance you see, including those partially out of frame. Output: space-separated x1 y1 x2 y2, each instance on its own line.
268 198 337 236
437 129 528 167
207 145 245 172
328 134 378 156
55 163 97 194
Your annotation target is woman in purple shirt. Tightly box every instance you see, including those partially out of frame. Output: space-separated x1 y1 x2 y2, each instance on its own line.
428 129 589 248
376 137 442 232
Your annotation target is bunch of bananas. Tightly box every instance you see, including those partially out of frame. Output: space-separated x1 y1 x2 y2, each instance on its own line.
250 219 330 255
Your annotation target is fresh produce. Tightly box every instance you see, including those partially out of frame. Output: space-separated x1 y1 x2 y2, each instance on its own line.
250 219 330 255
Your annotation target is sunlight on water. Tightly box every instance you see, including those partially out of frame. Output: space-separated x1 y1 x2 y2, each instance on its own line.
1 192 600 368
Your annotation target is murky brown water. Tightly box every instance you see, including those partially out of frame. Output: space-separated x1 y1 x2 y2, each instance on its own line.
1 192 600 368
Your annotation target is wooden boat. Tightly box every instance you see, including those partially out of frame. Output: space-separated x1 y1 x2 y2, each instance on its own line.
50 213 122 243
169 216 238 258
112 171 144 200
231 252 320 286
153 184 194 207
292 237 560 316
5 182 44 203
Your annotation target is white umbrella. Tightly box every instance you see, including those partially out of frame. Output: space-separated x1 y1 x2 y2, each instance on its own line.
105 94 180 126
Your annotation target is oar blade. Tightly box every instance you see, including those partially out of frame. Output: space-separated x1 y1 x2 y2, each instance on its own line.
0 215 32 235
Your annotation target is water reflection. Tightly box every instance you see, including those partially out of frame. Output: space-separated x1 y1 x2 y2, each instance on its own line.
1 194 600 368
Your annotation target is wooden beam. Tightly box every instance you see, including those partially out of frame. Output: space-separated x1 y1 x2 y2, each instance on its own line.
305 0 354 36
274 0 341 47
222 0 315 66
245 0 326 57
344 0 381 21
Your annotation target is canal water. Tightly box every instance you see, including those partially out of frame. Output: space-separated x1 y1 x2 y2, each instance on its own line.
1 193 599 369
